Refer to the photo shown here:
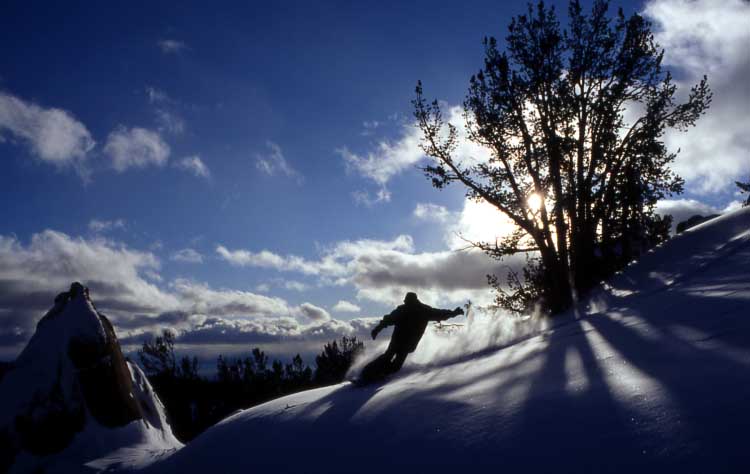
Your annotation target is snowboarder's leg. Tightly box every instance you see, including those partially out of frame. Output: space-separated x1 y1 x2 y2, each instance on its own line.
384 351 407 376
358 351 393 384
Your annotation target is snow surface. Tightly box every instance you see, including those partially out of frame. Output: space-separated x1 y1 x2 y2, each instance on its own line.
149 206 750 473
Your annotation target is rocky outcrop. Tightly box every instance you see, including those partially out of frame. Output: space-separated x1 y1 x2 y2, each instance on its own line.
0 282 180 472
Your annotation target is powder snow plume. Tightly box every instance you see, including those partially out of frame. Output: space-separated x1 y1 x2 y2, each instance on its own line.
348 305 550 377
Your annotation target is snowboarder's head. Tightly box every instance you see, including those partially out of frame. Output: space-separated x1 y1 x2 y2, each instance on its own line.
404 292 419 305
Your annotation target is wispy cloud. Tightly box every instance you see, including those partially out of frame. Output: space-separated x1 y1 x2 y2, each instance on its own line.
413 203 452 223
155 109 185 135
0 92 95 177
157 39 187 54
361 120 380 136
338 106 488 205
170 248 204 264
104 126 170 171
352 188 391 206
176 155 211 179
216 232 504 308
283 280 309 292
88 219 126 233
216 235 414 277
145 86 170 104
143 86 185 135
255 141 303 184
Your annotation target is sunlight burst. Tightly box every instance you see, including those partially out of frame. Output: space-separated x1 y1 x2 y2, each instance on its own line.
527 193 543 212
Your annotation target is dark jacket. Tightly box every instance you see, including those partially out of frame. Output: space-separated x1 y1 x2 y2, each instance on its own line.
379 302 456 353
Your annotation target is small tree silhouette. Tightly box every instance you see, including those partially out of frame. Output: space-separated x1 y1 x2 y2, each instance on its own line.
138 329 177 378
737 178 750 206
314 336 364 385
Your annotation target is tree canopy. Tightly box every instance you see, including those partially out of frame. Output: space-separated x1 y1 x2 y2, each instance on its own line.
414 0 711 313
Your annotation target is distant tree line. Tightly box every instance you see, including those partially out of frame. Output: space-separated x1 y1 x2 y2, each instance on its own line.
136 330 363 442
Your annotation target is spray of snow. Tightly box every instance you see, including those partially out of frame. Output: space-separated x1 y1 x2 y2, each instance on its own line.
348 305 551 377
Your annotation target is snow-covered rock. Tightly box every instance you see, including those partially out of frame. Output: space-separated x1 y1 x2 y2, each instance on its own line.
0 282 181 473
151 206 750 473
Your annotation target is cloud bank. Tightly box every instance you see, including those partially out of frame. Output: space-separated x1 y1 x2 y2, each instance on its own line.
0 231 379 357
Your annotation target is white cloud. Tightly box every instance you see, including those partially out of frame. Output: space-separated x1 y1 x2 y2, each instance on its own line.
170 279 293 319
298 302 331 322
0 230 179 341
216 235 414 278
644 0 750 193
339 106 490 203
88 219 126 233
656 198 742 231
414 203 452 223
143 86 184 135
216 245 305 272
333 300 361 313
145 86 170 104
216 232 506 308
0 92 95 173
172 314 377 346
413 199 517 250
283 280 309 292
352 188 392 206
255 141 303 183
446 199 517 250
361 120 380 136
171 248 204 264
176 155 210 179
155 109 185 135
157 39 187 54
104 126 170 171
337 133 422 187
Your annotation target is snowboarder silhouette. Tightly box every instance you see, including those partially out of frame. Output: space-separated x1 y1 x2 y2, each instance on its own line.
356 292 464 384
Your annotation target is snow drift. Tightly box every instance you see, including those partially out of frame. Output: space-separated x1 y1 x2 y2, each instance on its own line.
151 206 750 473
0 282 180 473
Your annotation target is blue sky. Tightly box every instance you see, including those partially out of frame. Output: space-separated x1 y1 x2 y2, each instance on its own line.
1 0 748 364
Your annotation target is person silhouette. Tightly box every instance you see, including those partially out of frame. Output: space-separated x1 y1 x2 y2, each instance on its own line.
356 292 464 384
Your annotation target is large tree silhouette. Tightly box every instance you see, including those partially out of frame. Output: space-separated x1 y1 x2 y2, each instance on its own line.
414 0 711 313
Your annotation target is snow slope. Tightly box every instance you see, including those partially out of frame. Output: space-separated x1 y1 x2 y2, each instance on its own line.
151 206 750 473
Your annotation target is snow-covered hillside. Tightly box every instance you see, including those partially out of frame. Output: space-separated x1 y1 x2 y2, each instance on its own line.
151 206 750 473
0 283 181 474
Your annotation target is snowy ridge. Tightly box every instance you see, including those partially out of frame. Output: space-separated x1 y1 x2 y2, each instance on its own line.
151 207 750 473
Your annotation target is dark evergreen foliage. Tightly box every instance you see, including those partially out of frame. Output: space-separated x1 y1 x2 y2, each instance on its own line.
413 0 711 314
314 336 364 385
737 179 750 206
137 332 364 442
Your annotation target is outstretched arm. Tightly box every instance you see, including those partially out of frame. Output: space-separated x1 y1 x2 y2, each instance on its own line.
428 306 464 322
371 308 403 340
